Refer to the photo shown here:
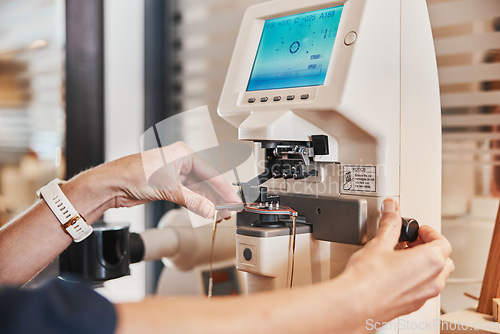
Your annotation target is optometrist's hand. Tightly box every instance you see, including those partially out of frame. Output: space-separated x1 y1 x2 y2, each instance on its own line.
116 141 241 219
72 141 241 220
337 199 453 325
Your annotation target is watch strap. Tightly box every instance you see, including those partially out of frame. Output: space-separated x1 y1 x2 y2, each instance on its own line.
37 178 93 242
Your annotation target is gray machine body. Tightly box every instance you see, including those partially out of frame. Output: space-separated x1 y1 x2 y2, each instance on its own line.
237 194 368 245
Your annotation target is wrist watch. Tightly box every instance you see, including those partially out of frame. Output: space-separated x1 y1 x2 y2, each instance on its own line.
37 178 93 242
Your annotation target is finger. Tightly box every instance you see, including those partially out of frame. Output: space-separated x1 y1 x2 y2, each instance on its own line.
374 199 402 248
385 252 454 318
216 209 232 220
188 178 241 209
180 186 215 219
440 258 455 281
412 257 455 302
404 242 451 285
188 154 242 204
403 226 444 249
417 225 445 243
163 142 242 205
407 237 425 248
417 226 452 258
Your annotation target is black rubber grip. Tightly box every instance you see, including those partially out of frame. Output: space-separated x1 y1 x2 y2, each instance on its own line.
129 232 145 263
399 218 419 242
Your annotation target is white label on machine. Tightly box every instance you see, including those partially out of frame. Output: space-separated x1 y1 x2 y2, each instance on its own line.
342 165 376 192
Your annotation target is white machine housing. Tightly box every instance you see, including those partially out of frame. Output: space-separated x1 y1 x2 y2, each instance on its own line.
149 209 244 296
218 0 441 332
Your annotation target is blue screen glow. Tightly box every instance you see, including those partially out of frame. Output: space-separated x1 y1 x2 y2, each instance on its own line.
247 5 344 91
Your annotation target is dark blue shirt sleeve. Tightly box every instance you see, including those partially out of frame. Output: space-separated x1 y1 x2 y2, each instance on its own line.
0 278 117 334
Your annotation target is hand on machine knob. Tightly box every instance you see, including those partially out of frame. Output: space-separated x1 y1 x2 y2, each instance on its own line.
399 218 419 242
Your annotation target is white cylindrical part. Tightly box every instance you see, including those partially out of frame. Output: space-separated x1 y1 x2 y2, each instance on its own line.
140 228 180 262
140 208 236 271
170 223 235 271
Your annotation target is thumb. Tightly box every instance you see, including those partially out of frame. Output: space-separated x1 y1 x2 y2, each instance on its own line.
181 186 215 219
374 198 402 248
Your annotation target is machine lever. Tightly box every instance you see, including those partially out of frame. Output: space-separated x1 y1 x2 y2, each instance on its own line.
399 218 419 242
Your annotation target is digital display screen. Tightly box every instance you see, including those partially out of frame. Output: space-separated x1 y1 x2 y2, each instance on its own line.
247 5 344 91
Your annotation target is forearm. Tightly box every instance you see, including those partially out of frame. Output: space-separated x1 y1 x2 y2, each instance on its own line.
115 275 367 334
0 165 118 285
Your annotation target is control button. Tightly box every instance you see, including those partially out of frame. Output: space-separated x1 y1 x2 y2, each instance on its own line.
273 96 281 101
300 94 309 100
344 31 357 46
243 248 252 261
400 218 419 242
248 97 256 103
286 95 295 100
260 97 268 102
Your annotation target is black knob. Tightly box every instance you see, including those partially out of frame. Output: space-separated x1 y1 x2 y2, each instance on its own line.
292 165 307 180
399 218 419 242
243 248 252 261
308 170 318 177
282 165 293 179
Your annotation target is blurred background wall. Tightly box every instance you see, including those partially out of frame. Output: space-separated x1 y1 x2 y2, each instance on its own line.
0 0 65 226
428 0 500 313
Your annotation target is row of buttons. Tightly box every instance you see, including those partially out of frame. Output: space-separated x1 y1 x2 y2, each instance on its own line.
248 94 309 103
